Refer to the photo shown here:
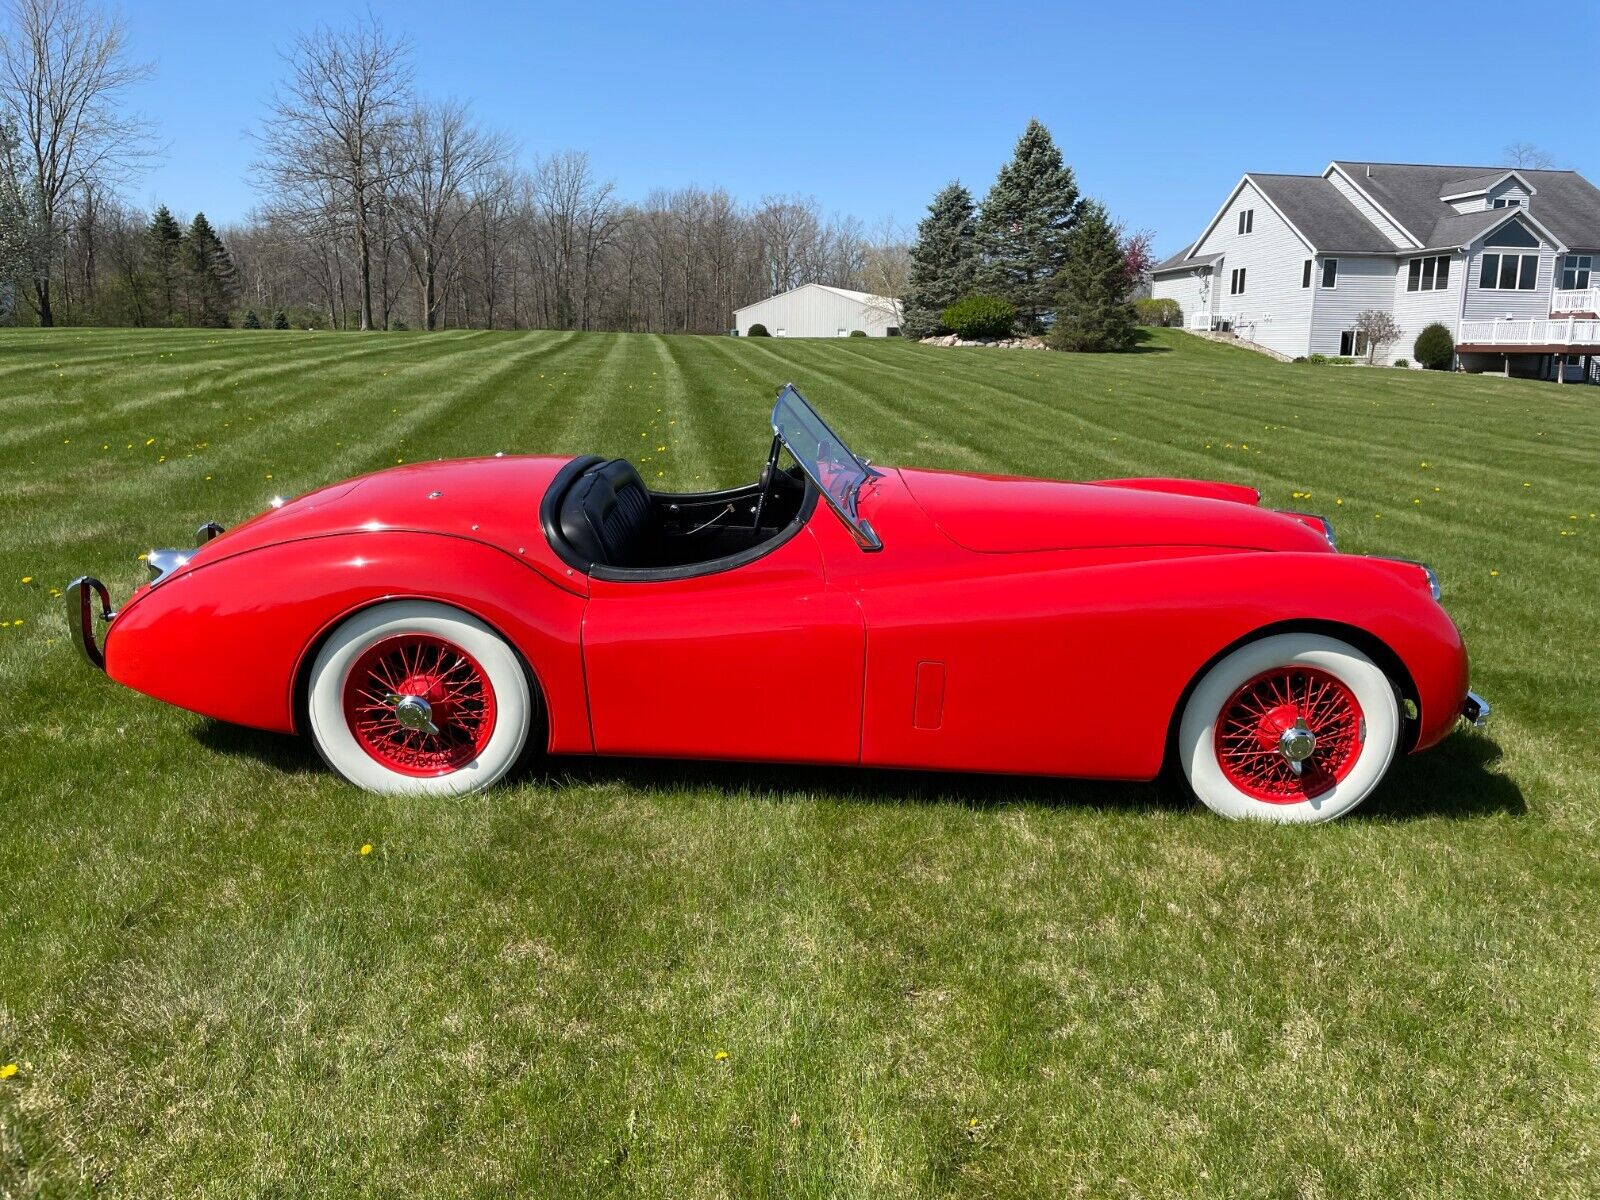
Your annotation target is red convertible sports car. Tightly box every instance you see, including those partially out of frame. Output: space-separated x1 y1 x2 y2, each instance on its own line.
69 384 1486 823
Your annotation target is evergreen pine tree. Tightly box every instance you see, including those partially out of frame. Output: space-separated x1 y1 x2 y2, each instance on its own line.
242 308 261 329
900 182 979 339
186 213 238 327
1047 200 1139 353
272 308 289 330
976 119 1081 329
145 205 185 325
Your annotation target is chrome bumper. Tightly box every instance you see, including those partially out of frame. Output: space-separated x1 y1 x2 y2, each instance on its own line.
1461 691 1491 728
66 576 115 671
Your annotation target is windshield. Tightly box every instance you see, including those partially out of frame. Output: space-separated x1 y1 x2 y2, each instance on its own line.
771 383 881 549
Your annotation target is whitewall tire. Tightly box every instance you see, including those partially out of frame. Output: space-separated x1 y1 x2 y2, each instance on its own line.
306 601 533 797
1177 633 1399 824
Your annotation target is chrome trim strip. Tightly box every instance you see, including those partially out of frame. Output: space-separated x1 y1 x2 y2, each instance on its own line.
66 576 113 671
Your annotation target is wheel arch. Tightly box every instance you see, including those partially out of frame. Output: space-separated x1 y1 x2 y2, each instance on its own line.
1161 617 1421 778
290 595 551 756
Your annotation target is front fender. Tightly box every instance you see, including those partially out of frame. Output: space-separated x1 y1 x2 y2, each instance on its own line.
104 531 591 751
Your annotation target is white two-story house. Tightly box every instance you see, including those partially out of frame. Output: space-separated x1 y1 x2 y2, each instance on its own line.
1152 161 1600 380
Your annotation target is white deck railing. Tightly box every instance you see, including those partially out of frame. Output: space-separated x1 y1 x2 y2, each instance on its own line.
1551 288 1600 314
1458 317 1600 346
1188 311 1236 331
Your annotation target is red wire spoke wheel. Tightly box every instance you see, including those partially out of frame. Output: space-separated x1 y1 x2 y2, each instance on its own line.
342 633 498 777
1213 665 1364 803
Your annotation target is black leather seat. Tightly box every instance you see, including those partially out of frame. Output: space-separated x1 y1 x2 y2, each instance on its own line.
558 459 654 567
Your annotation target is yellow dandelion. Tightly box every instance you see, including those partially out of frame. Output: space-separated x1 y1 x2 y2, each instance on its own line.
145 437 155 446
1490 569 1500 577
20 577 31 584
713 1050 729 1061
359 843 373 856
0 1063 17 1079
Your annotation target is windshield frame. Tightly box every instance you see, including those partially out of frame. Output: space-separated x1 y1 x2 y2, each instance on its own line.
770 383 882 551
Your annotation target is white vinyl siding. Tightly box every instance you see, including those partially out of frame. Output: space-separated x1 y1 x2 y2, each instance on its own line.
1187 180 1315 355
1486 177 1533 209
1462 224 1559 321
1309 256 1394 356
1392 252 1463 366
1325 169 1415 248
1151 267 1213 326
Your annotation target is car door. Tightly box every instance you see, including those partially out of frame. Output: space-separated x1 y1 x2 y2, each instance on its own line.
580 523 865 764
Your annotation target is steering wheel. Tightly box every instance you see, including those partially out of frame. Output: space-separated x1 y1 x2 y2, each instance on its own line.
752 434 783 530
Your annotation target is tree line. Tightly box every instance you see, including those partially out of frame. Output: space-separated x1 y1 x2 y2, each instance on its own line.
0 2 906 332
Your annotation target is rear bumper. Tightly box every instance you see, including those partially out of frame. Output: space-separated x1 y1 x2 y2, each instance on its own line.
1461 690 1491 728
66 576 115 671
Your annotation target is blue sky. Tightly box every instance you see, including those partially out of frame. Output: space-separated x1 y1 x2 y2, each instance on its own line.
125 0 1598 254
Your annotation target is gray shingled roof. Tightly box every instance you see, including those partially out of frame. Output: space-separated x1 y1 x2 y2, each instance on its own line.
1248 174 1398 253
1151 248 1221 275
1331 162 1600 250
1438 171 1509 199
1421 209 1517 251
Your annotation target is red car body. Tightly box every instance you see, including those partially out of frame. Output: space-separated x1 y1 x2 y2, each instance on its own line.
83 442 1472 786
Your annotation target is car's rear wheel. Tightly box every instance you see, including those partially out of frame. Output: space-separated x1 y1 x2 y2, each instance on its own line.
307 601 533 796
1177 632 1399 823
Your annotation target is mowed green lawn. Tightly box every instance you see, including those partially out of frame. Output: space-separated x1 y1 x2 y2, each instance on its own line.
2 327 1597 1198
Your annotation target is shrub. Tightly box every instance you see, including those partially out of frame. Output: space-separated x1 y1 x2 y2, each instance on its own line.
1393 358 1409 368
940 294 1016 340
849 329 867 337
747 323 770 337
390 317 408 331
1414 323 1454 370
1133 297 1182 327
1328 356 1355 365
271 309 289 330
1292 356 1307 363
1305 353 1328 365
241 309 261 329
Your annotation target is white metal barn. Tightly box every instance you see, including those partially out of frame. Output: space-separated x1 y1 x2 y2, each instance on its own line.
733 283 903 338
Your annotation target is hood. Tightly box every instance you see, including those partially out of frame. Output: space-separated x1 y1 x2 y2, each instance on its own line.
898 467 1332 554
147 455 578 587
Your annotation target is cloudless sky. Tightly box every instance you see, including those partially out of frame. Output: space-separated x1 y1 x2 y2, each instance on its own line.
124 0 1598 255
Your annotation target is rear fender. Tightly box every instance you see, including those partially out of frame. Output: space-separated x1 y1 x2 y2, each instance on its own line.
104 531 591 751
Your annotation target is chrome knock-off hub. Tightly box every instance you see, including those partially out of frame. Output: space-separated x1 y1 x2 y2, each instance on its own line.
389 693 441 736
1277 718 1317 776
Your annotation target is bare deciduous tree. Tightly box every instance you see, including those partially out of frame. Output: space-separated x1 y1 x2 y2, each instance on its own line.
391 99 508 329
1355 309 1401 364
255 16 411 330
1503 141 1556 170
0 0 153 324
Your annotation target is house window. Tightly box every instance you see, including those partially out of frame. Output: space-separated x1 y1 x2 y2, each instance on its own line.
1339 330 1370 357
1484 221 1540 248
1321 259 1339 288
1490 197 1524 208
1302 259 1313 288
1406 254 1451 292
1230 267 1247 295
1560 255 1592 290
1478 252 1538 290
1237 209 1254 235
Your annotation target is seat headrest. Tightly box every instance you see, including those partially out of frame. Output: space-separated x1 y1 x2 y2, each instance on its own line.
558 458 651 568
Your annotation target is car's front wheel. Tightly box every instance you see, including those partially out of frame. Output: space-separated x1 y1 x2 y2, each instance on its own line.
306 601 534 796
1177 632 1399 823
